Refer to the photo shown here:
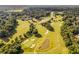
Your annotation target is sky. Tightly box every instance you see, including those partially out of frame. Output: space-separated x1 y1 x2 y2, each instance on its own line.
0 5 78 10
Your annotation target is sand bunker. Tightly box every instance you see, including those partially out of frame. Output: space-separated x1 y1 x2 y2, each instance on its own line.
39 38 50 50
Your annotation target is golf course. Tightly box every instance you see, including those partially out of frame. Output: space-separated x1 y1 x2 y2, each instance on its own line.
13 15 69 54
0 6 79 54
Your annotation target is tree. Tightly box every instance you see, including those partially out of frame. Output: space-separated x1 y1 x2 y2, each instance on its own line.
41 22 54 31
35 33 42 38
61 11 79 54
23 33 28 38
0 41 4 48
0 13 18 40
0 38 24 54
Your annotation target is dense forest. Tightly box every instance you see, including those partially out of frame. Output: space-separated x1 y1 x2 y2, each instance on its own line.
0 12 18 41
61 9 79 54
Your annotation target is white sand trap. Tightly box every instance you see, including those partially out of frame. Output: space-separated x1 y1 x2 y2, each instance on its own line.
31 39 35 41
23 39 29 44
45 30 49 35
30 44 36 48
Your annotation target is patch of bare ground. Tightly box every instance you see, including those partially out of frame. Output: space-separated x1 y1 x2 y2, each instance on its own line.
39 38 50 50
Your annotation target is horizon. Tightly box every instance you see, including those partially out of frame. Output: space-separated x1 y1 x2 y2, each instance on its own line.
0 5 79 9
